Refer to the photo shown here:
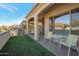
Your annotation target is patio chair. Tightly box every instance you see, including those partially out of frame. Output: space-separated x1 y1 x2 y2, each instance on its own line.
59 34 79 56
44 31 52 44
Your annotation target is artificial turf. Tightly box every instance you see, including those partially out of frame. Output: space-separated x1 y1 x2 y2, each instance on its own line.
0 35 55 56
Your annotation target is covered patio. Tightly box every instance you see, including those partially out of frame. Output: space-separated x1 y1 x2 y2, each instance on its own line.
25 3 79 56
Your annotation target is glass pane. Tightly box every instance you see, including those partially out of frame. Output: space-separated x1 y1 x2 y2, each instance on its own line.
71 11 79 35
54 13 70 36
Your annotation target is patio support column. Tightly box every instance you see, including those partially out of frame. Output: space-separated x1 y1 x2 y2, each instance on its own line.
34 15 38 41
44 17 49 38
26 20 29 34
53 17 55 33
70 10 72 34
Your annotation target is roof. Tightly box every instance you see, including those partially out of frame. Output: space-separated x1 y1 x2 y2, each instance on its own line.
25 3 39 19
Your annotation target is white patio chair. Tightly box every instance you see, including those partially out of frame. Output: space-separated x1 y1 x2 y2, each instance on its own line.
59 34 79 56
44 31 52 44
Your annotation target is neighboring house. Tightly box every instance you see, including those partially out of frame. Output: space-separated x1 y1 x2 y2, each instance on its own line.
10 28 25 36
20 20 27 34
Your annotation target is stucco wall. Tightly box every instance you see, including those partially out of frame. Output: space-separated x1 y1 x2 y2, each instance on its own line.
0 32 10 50
44 4 79 18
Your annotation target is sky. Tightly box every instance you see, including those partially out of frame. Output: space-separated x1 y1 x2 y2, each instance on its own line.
55 14 70 24
0 3 34 26
55 12 79 24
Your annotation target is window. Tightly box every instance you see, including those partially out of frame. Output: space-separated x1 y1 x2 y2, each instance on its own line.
71 8 79 35
49 8 79 36
54 13 70 36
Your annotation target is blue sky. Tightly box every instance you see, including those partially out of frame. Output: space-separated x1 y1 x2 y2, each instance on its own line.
55 14 70 24
0 3 34 26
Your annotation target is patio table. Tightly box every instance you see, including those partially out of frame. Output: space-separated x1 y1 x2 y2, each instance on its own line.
52 34 63 39
51 34 66 44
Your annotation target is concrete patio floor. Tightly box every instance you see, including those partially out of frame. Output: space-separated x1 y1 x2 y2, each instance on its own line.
29 34 79 56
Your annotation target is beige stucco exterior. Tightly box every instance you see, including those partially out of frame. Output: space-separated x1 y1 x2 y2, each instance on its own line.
25 3 79 40
44 4 79 18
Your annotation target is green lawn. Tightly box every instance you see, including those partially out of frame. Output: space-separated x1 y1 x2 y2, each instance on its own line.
0 35 55 56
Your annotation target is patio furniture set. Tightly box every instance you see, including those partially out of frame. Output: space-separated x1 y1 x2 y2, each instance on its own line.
44 32 79 56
